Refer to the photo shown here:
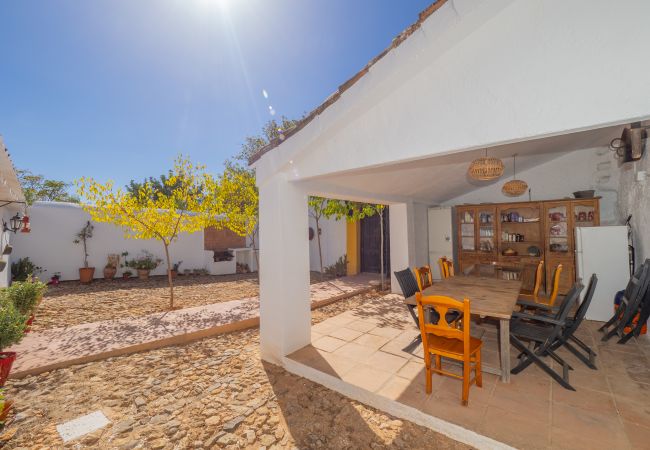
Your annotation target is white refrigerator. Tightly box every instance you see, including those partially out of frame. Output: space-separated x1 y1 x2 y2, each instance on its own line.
575 226 629 322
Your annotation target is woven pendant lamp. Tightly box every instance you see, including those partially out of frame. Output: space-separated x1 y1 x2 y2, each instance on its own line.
468 149 504 181
502 154 528 197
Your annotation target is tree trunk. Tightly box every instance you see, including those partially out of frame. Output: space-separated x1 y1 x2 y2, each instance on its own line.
163 242 174 309
83 238 88 268
250 231 259 274
380 210 385 291
315 217 324 281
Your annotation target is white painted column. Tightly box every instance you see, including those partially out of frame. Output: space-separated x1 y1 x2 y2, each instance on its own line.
389 202 417 294
258 174 311 364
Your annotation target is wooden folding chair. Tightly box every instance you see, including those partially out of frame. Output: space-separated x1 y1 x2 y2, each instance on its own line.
438 257 454 279
517 260 544 302
416 293 482 406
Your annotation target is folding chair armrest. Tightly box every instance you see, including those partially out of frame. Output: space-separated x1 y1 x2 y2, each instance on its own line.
511 311 563 326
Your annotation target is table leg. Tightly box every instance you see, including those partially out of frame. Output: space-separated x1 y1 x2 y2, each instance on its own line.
499 318 511 383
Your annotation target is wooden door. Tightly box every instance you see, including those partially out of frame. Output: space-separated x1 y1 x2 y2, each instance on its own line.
360 208 390 274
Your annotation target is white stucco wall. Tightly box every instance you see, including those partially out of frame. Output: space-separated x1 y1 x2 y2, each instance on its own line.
445 147 622 225
308 214 346 272
0 206 23 287
11 202 210 281
618 149 650 265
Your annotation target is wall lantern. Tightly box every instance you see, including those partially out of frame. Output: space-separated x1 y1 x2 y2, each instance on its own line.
3 213 30 233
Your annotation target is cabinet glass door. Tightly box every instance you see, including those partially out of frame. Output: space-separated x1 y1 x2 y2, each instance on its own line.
546 203 571 255
477 208 496 254
573 201 598 227
459 209 475 251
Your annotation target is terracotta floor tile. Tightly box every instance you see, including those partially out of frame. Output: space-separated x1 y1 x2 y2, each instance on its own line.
341 364 395 392
345 320 377 333
288 345 358 379
312 335 347 352
328 327 364 342
367 325 404 339
609 375 650 405
376 375 428 408
479 405 550 449
420 389 488 430
397 360 425 380
332 341 376 362
311 320 340 335
551 402 628 445
353 333 391 350
622 420 650 449
363 350 409 375
552 384 618 415
615 396 650 428
550 425 631 450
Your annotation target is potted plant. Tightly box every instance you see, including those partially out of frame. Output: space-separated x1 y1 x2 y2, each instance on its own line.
103 254 120 280
170 261 182 279
47 272 61 286
10 257 43 282
0 298 26 387
125 251 161 280
0 387 13 427
73 221 95 284
122 270 133 280
2 279 47 334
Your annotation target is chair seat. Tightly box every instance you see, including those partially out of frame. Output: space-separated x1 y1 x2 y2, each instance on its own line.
424 334 482 358
510 321 554 343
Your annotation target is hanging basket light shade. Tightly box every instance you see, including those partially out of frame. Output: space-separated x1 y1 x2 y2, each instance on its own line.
502 154 528 196
468 151 504 181
502 179 529 196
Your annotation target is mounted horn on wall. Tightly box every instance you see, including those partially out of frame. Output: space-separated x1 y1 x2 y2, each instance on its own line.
610 122 648 163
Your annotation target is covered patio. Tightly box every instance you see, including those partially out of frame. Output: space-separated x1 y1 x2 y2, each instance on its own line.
252 0 650 448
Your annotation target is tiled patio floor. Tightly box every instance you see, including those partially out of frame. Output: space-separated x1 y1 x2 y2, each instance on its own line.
288 294 650 449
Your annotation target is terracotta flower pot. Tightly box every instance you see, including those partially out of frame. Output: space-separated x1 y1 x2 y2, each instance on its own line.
0 399 14 423
24 314 35 334
137 269 150 280
0 352 17 387
169 270 177 279
103 266 117 280
79 267 95 284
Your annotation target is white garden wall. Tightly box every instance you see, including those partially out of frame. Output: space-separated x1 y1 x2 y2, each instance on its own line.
308 214 347 272
11 202 210 281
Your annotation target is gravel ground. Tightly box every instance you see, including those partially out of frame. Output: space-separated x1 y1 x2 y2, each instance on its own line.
32 272 332 331
0 293 469 450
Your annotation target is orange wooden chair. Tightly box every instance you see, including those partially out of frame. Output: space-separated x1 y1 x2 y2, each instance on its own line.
415 293 482 406
413 265 433 291
518 263 563 310
518 260 544 302
438 257 454 279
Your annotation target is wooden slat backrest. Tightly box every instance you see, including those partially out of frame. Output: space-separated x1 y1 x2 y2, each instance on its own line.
416 293 470 355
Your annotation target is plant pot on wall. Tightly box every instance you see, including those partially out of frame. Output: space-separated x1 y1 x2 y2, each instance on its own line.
79 267 95 284
0 352 16 387
137 269 150 280
169 270 177 279
103 266 117 280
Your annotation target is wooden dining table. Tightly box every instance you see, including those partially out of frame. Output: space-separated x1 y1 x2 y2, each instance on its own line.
404 264 524 383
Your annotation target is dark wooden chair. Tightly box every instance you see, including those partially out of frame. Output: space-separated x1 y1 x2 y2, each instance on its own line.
599 261 650 342
509 282 583 390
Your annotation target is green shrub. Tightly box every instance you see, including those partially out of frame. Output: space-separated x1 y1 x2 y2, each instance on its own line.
324 255 349 278
1 280 47 316
10 257 43 282
0 298 26 351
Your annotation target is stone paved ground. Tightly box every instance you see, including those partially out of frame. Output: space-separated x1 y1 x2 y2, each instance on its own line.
33 272 331 332
1 293 469 450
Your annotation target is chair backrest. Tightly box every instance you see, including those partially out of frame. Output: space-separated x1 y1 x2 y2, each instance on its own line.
438 256 453 280
416 293 470 355
533 260 544 298
548 264 563 306
393 268 420 298
414 265 433 291
545 282 583 344
446 259 455 277
618 261 650 325
565 274 598 336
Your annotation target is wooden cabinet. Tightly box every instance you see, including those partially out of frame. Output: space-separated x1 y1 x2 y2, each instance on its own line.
455 198 600 295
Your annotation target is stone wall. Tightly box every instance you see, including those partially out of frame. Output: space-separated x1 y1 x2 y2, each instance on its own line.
617 147 650 265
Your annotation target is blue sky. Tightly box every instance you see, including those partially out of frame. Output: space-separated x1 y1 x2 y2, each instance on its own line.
1 0 432 188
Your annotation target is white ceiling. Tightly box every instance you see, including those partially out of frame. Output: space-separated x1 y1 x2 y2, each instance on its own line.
309 124 624 204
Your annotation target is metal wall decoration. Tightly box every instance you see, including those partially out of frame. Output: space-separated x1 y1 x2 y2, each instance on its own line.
502 154 528 197
610 123 648 163
468 149 504 181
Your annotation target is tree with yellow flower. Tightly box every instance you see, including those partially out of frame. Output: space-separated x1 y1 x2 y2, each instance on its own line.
76 155 222 309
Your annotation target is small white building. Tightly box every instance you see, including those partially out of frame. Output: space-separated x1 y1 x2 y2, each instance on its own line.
251 0 650 366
